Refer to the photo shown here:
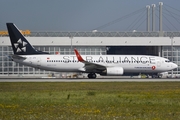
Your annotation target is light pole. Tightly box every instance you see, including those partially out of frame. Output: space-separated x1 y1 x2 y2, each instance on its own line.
69 36 73 54
170 36 174 78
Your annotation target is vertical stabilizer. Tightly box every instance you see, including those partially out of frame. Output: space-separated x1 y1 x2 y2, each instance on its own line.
6 23 48 55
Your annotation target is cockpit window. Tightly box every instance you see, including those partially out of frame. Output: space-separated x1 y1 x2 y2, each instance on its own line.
165 60 170 63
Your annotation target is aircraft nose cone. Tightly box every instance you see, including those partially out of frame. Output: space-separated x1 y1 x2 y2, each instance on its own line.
173 63 178 69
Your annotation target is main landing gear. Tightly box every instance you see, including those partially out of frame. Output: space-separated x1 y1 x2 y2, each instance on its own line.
87 73 97 79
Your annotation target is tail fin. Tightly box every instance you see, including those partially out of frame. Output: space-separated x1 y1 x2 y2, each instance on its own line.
6 23 48 55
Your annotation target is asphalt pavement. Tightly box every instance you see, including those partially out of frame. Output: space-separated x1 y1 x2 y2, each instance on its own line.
0 78 180 82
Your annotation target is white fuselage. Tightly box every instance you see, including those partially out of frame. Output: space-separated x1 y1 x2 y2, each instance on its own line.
13 54 177 75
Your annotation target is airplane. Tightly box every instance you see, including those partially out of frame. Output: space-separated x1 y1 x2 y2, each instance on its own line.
6 23 178 78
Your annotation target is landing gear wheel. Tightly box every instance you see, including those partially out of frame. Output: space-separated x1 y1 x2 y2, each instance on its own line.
88 73 97 79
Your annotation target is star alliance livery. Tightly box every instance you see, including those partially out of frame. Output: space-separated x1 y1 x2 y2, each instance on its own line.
6 23 178 78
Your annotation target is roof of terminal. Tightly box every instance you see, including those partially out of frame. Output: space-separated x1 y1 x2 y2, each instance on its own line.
0 31 180 37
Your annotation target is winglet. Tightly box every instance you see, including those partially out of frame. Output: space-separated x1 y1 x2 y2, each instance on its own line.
74 48 84 62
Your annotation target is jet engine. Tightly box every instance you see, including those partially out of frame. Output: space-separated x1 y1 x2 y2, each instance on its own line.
100 67 124 76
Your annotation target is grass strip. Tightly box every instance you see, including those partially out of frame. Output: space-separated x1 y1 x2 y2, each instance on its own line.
0 82 180 120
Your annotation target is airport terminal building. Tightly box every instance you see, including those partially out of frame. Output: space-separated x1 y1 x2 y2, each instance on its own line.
0 31 180 77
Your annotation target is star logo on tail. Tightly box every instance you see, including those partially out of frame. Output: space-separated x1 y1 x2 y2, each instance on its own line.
14 38 27 53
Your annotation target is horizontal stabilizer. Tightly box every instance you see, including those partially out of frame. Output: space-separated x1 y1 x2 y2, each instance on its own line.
11 55 26 60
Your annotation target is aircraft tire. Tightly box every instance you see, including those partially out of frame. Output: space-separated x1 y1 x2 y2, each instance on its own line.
88 73 97 79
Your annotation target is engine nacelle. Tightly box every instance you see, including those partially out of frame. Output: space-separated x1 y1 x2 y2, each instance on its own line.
100 67 124 76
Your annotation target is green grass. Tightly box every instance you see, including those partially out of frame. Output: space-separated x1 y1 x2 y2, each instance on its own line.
0 82 180 120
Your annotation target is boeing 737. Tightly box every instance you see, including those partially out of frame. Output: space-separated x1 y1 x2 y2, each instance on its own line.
6 23 178 78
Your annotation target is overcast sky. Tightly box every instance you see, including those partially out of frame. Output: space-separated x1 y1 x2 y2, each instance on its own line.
0 0 180 31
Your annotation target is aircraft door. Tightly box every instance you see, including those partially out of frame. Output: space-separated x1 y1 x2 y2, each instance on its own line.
156 58 161 67
37 57 41 66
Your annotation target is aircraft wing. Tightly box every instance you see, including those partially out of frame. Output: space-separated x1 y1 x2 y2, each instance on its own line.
74 49 106 72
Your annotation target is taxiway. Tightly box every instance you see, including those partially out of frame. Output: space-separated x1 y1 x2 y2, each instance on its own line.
0 78 180 82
